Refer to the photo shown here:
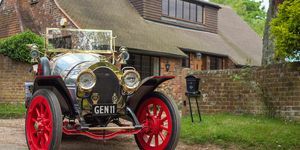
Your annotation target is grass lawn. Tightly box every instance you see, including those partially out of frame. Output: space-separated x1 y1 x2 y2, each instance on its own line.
0 103 26 119
181 114 300 150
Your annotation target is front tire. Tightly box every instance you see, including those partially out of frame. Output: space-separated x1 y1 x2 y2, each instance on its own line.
134 92 180 150
25 89 62 150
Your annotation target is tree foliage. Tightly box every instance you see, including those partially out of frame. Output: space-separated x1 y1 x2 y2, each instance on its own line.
0 31 44 63
210 0 266 37
270 0 300 61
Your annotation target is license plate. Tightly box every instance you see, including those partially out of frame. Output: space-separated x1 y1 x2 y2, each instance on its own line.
92 104 117 116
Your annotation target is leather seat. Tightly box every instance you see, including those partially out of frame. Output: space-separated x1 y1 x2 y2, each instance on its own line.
40 57 51 76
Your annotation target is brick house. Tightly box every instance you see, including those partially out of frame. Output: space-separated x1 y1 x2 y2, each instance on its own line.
0 0 262 102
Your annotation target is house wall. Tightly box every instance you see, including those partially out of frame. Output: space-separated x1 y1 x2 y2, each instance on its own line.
129 0 219 33
0 0 22 38
203 5 218 33
143 0 162 21
157 57 186 104
0 55 33 103
129 0 144 15
157 54 235 105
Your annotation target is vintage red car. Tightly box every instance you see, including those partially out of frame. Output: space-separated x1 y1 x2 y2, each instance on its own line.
24 28 180 150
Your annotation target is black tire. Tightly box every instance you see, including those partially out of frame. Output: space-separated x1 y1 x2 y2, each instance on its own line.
25 89 62 150
134 91 181 150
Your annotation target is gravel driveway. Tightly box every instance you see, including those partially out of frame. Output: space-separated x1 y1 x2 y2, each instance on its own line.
0 119 223 150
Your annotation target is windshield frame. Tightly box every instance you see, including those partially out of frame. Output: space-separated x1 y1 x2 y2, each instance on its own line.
45 28 114 54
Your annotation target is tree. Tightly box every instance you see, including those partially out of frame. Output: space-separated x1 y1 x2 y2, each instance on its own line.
262 0 276 65
210 0 266 37
270 0 300 61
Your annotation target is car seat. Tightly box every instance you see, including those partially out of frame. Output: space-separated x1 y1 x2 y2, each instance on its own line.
39 57 51 76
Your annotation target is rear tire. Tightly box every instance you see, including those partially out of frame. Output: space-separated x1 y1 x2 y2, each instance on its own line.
134 92 180 150
25 89 62 150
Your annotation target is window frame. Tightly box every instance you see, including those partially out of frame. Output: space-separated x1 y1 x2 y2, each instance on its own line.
176 0 183 19
196 5 204 23
209 56 223 70
162 0 169 15
182 52 190 68
125 53 161 79
162 0 204 24
168 0 176 17
190 3 197 22
30 0 39 4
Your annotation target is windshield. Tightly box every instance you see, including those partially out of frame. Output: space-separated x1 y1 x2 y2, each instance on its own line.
46 28 113 53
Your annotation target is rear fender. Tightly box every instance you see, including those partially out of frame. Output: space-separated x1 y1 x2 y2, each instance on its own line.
127 76 175 112
32 76 77 117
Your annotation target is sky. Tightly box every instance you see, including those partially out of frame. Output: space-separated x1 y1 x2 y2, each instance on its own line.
261 0 269 11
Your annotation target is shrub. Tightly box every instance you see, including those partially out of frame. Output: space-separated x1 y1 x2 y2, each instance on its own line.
0 31 44 63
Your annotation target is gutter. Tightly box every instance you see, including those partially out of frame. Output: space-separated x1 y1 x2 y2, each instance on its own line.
53 0 81 29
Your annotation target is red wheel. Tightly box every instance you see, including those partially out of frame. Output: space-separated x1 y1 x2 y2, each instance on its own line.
135 92 180 150
25 89 62 150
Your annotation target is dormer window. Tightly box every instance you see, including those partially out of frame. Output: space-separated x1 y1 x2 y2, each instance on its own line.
162 0 203 23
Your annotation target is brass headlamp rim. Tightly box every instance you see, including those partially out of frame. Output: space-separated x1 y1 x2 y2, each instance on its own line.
77 69 97 91
122 70 141 93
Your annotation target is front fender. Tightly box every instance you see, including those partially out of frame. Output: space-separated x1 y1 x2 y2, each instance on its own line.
127 76 175 112
32 76 77 117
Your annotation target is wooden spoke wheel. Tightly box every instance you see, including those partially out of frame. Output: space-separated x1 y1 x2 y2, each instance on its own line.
25 89 62 150
135 92 180 150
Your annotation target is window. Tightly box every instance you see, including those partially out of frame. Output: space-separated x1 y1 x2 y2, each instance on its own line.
30 0 39 4
176 0 183 19
152 57 160 76
162 0 204 23
210 56 223 70
197 5 203 23
126 53 160 79
182 52 190 68
183 2 190 20
169 0 176 17
190 3 196 22
162 0 168 15
0 0 3 6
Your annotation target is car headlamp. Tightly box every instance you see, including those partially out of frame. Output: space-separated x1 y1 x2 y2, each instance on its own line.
77 69 96 90
122 70 140 92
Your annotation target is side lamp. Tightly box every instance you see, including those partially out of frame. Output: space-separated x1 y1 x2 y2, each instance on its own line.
165 63 170 72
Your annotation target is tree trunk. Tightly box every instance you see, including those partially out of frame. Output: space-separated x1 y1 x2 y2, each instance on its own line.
262 0 284 65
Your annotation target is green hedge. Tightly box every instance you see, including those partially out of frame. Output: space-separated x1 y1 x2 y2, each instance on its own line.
0 31 44 63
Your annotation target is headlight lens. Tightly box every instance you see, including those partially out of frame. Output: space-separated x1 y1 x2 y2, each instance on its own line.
123 70 140 90
77 70 96 90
